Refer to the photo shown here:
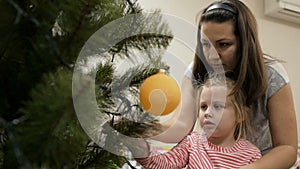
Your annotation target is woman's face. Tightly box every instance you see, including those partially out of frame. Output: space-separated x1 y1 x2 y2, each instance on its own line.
200 21 239 72
198 86 237 145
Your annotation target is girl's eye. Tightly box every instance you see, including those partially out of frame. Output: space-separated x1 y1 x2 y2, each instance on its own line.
200 104 208 111
214 104 225 110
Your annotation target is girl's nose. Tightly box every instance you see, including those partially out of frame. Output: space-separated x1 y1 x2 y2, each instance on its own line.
204 110 212 118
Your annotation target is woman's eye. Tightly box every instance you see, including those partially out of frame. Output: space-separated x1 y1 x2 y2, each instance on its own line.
201 41 210 48
218 42 230 48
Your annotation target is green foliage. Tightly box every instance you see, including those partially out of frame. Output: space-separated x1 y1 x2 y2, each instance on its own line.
3 69 89 168
77 56 169 168
77 142 126 169
0 0 135 120
0 0 173 168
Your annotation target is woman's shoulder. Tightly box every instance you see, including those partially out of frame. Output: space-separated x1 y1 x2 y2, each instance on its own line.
184 61 194 79
264 59 290 98
264 55 289 82
266 61 289 81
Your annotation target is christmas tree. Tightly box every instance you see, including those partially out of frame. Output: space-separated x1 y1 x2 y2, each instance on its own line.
0 0 173 168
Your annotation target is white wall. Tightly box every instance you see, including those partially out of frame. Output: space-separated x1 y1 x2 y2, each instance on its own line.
139 0 300 139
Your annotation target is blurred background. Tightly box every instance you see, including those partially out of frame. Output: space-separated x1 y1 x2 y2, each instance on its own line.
0 0 299 168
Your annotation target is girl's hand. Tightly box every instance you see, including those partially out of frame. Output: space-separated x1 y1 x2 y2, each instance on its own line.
123 137 150 158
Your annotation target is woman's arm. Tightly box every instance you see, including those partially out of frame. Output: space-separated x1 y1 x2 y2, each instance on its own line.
151 76 197 143
241 84 298 169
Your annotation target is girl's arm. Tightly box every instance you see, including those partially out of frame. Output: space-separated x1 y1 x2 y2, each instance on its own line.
151 76 197 143
241 84 298 169
136 134 191 169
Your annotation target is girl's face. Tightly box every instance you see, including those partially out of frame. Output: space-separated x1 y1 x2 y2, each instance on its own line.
200 21 239 72
199 86 237 146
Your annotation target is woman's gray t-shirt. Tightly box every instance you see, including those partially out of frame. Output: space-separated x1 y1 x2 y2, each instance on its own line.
184 61 289 155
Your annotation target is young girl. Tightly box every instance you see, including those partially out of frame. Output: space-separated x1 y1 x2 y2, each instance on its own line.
133 76 261 169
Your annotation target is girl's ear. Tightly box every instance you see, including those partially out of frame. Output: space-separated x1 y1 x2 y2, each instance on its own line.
236 115 243 124
236 106 250 123
235 112 243 124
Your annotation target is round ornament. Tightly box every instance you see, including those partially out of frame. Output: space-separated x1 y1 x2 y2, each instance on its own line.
139 70 181 116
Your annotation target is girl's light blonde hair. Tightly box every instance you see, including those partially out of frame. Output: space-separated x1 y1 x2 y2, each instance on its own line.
197 74 251 140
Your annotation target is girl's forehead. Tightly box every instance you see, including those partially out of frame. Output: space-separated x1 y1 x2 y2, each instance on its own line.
200 85 231 100
202 85 228 92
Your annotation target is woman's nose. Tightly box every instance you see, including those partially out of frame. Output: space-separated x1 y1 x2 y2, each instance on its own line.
208 46 221 60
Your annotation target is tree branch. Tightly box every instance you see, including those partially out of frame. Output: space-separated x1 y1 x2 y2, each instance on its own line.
125 0 136 13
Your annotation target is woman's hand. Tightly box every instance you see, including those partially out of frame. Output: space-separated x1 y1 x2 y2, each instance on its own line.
151 76 198 143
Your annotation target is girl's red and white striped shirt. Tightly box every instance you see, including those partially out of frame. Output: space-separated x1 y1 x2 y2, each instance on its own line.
136 132 261 169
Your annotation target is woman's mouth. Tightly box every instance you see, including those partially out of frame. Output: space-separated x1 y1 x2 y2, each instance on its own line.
211 63 224 68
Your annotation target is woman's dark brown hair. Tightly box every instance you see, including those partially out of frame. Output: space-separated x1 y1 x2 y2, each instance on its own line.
193 0 268 106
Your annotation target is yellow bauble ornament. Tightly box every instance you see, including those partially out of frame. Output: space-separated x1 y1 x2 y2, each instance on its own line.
139 69 181 116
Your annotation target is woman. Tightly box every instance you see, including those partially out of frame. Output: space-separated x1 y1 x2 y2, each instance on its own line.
153 0 298 168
